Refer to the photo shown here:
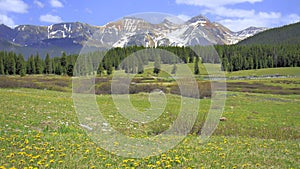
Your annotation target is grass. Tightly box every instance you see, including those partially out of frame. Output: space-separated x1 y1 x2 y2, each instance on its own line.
0 66 299 169
137 63 300 78
3 74 300 97
112 62 222 78
226 78 300 95
226 67 300 77
0 87 299 168
0 75 71 92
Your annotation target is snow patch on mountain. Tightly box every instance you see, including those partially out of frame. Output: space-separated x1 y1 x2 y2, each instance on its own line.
230 27 268 44
0 15 268 50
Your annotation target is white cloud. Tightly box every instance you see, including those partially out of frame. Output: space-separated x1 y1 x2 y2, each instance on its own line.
85 8 93 14
177 14 191 21
0 0 28 27
34 0 44 8
217 12 299 31
40 14 63 23
287 14 300 24
258 11 281 19
163 15 190 24
49 0 63 8
0 0 28 13
203 7 255 18
176 0 299 31
0 14 15 27
202 6 284 31
175 0 262 7
218 18 267 31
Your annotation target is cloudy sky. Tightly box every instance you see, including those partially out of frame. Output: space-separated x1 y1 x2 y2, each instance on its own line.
0 0 299 31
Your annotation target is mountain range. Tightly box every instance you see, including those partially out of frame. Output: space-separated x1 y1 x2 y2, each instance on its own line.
0 15 267 58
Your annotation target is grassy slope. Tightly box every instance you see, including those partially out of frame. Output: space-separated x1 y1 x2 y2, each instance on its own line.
190 63 300 77
132 62 214 77
0 88 299 168
226 67 300 77
114 63 300 79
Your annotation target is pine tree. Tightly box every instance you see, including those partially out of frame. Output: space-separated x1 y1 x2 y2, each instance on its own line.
34 53 43 74
194 56 200 75
6 52 16 75
137 57 144 74
249 56 254 70
153 55 161 75
0 55 4 75
44 53 52 74
61 52 67 75
106 64 113 75
26 55 36 74
55 63 62 75
97 61 104 76
16 54 26 76
221 55 228 71
51 59 56 74
67 64 73 76
124 57 130 73
104 56 113 75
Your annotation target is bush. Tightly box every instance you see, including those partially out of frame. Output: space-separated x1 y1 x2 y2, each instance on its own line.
170 81 212 99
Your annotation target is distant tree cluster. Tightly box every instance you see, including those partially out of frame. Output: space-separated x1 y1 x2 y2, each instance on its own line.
74 46 200 76
0 51 77 76
216 44 300 72
1 43 298 76
0 46 201 76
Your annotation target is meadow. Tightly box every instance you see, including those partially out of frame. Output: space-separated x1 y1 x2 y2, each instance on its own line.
0 73 299 168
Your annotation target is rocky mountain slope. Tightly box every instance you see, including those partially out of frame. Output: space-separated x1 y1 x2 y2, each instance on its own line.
0 15 266 57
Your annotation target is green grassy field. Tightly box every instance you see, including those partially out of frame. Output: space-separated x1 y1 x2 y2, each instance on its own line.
226 67 300 77
189 64 300 77
0 84 299 168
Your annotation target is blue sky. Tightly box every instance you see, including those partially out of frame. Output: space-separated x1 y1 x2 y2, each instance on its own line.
0 0 299 31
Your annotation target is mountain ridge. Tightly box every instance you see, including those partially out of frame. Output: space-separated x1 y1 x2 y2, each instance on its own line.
0 15 267 58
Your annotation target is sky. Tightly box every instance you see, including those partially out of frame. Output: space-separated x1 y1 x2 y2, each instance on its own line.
0 0 299 31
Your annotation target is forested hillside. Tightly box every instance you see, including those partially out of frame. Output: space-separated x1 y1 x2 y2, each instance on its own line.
238 22 300 45
218 22 300 72
216 44 300 72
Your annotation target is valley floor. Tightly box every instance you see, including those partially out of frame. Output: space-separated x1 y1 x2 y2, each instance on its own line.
0 83 299 168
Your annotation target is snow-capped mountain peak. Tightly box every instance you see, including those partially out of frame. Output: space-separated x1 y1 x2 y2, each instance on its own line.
186 15 210 24
230 27 268 44
0 14 268 57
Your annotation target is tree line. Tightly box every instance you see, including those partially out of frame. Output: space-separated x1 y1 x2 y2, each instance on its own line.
216 44 300 72
0 51 78 76
0 44 299 76
0 46 200 76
